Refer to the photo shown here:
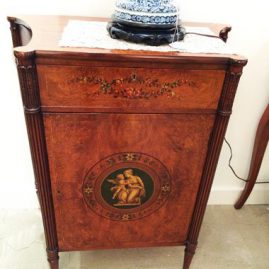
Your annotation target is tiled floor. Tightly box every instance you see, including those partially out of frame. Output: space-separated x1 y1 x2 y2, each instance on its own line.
0 205 268 269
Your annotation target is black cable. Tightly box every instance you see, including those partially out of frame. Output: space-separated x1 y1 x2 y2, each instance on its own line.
224 138 269 184
185 32 221 39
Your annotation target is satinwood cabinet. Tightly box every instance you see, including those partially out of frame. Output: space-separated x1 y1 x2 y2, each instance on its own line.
8 15 247 269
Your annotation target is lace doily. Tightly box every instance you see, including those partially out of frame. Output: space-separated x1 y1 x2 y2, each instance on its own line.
59 20 236 55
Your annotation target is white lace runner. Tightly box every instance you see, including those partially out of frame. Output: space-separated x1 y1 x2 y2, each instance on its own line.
59 20 236 55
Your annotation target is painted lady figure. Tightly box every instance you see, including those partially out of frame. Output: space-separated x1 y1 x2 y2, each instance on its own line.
107 169 146 206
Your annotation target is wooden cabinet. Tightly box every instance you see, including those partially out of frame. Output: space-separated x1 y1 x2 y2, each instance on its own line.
8 15 247 269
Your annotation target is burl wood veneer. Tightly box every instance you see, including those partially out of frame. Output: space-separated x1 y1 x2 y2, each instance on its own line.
8 15 247 269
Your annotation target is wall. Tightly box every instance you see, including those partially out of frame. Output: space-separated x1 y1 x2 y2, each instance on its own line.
0 0 268 208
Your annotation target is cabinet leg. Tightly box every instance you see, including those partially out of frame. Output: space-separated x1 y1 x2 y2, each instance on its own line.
183 242 197 269
47 249 59 269
234 105 269 209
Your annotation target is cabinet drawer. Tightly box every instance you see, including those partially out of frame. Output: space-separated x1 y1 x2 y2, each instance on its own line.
38 65 225 113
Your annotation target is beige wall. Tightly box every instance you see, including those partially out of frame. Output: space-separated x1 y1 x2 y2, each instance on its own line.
0 0 268 208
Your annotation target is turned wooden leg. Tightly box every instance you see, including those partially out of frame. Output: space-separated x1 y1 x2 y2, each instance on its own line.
234 105 269 209
183 242 197 269
47 249 59 269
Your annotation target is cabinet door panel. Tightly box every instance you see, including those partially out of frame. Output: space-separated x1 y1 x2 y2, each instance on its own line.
44 113 215 251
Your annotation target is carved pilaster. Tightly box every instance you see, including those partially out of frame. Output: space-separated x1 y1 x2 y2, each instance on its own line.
183 115 230 268
15 51 40 113
218 62 245 116
184 60 247 269
15 51 59 268
218 60 247 116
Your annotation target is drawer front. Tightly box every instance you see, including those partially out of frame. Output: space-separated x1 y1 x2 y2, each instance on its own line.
44 113 215 251
38 65 225 113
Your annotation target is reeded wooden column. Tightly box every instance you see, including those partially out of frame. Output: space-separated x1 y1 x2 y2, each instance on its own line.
183 61 245 269
15 51 59 269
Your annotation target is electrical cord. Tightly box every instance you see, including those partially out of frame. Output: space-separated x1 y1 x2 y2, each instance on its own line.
171 31 223 45
185 32 221 39
224 138 269 184
171 25 267 184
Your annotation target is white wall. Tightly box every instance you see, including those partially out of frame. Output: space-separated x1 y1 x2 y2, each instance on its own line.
0 0 269 208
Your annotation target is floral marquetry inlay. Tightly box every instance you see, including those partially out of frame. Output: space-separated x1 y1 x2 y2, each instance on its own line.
69 73 197 100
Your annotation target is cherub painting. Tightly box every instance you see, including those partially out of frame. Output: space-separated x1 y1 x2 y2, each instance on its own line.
107 169 146 206
107 174 129 204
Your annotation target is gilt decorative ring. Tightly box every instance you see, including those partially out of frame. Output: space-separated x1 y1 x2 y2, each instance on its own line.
83 152 171 221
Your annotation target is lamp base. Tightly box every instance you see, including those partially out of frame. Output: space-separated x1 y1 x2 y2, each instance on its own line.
107 22 185 46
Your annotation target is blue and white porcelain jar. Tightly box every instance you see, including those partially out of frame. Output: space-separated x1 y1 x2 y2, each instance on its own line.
112 0 180 28
108 0 184 45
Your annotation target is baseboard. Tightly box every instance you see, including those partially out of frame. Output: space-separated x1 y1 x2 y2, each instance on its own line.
208 187 269 205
